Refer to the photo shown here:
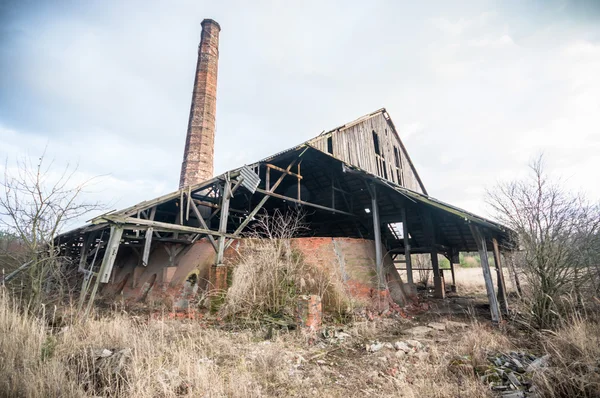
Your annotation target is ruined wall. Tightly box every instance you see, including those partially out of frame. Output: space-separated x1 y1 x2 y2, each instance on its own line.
101 237 406 310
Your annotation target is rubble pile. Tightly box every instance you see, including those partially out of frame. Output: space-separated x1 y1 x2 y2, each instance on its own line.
478 352 550 397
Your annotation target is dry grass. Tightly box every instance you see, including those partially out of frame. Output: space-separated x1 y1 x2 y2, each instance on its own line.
533 317 600 397
222 238 355 322
3 281 599 397
0 287 515 398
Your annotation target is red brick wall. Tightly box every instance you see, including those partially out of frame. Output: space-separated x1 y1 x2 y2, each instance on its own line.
179 19 221 188
101 237 405 310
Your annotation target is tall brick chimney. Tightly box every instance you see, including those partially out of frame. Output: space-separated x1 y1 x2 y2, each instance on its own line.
179 19 221 188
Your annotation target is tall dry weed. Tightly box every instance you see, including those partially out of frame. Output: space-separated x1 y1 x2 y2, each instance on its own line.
533 317 600 397
221 210 355 322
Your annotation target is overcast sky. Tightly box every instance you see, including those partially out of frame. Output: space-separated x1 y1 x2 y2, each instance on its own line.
1 0 599 228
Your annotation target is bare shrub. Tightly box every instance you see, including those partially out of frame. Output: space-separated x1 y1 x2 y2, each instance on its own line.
0 153 103 307
487 155 600 328
221 210 355 322
413 254 431 287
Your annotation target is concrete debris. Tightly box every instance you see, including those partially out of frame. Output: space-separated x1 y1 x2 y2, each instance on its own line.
427 322 446 331
526 354 550 372
478 351 548 397
92 348 114 358
384 342 394 350
415 351 429 361
394 341 411 353
403 326 433 336
406 340 425 350
366 342 384 352
445 320 469 330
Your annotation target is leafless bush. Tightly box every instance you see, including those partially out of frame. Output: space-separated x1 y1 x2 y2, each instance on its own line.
0 153 103 307
414 254 431 287
487 155 600 328
221 209 354 322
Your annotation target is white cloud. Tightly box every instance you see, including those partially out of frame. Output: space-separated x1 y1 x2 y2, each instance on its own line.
1 0 599 230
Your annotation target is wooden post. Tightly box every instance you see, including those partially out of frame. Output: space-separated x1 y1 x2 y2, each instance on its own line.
369 184 385 290
424 211 444 298
469 225 501 324
400 207 413 285
450 248 459 292
142 227 153 266
215 178 231 266
492 238 509 314
83 225 123 318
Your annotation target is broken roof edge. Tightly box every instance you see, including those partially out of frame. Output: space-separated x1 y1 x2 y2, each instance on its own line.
304 144 513 236
56 143 513 244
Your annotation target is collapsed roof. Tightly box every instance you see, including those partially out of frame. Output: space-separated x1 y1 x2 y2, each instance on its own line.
58 109 514 263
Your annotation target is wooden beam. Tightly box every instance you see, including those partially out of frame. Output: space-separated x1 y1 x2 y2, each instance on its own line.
82 226 123 318
254 188 357 217
107 176 221 219
450 247 458 291
99 226 124 283
189 199 218 252
215 178 231 266
266 163 303 179
424 210 444 299
369 183 385 289
78 232 94 272
401 207 413 285
470 225 501 324
142 227 153 266
98 215 236 238
492 238 509 314
223 158 299 249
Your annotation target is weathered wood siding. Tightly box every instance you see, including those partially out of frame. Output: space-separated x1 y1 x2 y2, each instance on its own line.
310 113 425 193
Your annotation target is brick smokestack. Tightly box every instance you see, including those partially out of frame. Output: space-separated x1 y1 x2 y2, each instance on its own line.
179 19 221 188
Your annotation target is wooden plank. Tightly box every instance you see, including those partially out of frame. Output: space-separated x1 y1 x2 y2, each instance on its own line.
215 179 231 266
266 163 303 179
78 232 94 272
99 226 124 283
94 176 222 220
492 238 509 314
142 227 153 267
401 207 413 285
99 215 235 238
189 198 218 252
470 225 501 324
254 188 356 216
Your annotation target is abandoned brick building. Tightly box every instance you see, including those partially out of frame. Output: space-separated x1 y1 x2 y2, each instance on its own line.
58 19 513 323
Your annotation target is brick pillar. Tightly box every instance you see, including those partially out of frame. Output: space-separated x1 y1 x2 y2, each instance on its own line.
296 295 322 331
180 19 221 188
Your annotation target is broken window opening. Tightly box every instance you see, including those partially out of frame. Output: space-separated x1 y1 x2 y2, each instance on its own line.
372 130 381 155
387 222 404 240
327 136 333 154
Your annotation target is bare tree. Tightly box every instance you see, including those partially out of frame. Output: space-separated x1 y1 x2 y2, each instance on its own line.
0 152 103 306
486 155 600 328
